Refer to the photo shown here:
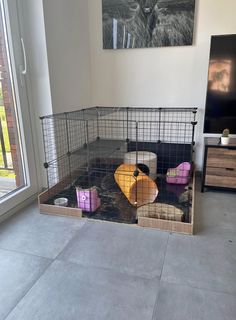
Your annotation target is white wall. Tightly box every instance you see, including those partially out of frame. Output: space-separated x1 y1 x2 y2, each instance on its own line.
21 0 53 188
88 0 236 168
32 0 236 170
43 0 91 113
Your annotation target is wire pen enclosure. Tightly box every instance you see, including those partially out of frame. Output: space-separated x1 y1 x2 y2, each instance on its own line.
39 107 197 234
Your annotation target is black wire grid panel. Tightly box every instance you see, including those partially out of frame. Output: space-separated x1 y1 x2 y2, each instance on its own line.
40 107 197 224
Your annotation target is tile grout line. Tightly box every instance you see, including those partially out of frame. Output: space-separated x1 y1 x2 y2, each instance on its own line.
53 220 92 261
3 223 90 320
151 278 236 320
3 259 55 320
0 218 89 261
2 221 91 319
159 278 236 298
55 256 161 282
159 232 170 280
151 233 170 320
55 222 170 281
0 246 53 261
3 238 163 320
151 285 162 320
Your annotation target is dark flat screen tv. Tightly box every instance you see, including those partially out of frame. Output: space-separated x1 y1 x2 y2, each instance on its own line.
204 34 236 134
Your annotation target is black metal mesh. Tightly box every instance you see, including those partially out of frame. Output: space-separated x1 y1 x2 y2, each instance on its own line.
40 107 197 224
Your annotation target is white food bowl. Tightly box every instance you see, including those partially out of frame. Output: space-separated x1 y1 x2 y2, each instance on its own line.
54 197 68 207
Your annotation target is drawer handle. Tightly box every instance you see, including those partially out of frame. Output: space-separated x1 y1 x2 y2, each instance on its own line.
226 168 234 171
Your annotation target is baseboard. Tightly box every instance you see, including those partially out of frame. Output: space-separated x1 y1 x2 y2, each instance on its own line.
0 193 38 224
195 170 202 177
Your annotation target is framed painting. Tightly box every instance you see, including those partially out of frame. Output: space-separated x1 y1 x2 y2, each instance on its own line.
102 0 196 49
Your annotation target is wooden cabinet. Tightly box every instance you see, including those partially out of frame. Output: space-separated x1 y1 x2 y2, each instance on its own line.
201 138 236 192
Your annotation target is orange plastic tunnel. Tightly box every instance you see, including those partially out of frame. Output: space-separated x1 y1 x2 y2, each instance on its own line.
114 164 158 207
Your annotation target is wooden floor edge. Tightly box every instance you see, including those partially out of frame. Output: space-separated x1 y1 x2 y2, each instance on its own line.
38 172 196 234
39 203 82 218
137 172 196 235
138 216 193 235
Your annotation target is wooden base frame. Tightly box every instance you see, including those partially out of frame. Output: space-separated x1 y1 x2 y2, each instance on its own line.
38 172 195 235
38 178 82 218
138 173 195 235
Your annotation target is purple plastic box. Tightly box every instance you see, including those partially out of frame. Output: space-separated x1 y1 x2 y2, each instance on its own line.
76 187 101 212
166 162 191 185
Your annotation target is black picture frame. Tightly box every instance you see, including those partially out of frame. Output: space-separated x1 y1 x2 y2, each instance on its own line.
102 0 196 49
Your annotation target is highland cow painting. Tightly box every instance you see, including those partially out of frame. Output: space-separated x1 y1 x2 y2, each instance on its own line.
102 0 196 49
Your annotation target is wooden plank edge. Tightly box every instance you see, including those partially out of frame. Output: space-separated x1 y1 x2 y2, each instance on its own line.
190 171 196 235
39 203 82 218
38 171 195 234
138 216 192 235
138 171 196 235
38 188 82 219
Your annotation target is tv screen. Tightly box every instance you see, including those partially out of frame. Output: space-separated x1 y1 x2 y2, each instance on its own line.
204 34 236 134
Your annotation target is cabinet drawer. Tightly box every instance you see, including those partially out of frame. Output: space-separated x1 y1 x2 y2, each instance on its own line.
205 176 236 188
205 168 236 188
206 148 236 169
206 167 236 177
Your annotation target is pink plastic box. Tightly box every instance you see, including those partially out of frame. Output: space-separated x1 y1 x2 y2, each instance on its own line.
166 162 191 185
76 187 101 212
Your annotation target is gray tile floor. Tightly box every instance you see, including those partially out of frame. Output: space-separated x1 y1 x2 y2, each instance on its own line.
0 182 236 320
